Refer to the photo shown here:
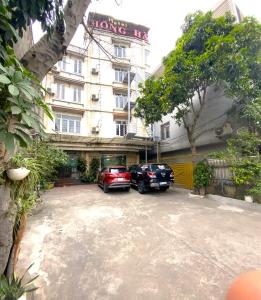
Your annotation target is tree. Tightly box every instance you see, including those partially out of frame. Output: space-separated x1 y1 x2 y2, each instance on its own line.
0 0 91 275
135 12 261 159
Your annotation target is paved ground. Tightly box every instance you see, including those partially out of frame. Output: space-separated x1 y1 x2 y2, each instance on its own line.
17 185 261 300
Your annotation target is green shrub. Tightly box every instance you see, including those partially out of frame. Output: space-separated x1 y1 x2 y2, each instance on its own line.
80 158 100 183
207 130 261 198
77 158 87 174
193 160 214 192
9 141 68 217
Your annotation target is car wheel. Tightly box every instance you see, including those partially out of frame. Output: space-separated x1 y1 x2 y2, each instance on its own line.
160 187 168 192
103 183 109 193
125 187 130 192
138 182 145 194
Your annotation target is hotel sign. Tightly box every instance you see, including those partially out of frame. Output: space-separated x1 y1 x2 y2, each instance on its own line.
88 12 149 42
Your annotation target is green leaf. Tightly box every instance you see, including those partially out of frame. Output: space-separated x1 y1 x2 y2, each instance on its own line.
3 133 15 153
0 74 11 84
22 113 32 126
0 63 7 72
8 84 19 96
13 133 27 148
11 106 22 115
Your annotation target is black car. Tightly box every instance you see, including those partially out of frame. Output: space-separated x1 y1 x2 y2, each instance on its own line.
129 163 174 193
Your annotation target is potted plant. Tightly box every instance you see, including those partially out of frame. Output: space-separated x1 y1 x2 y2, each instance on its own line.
6 155 30 181
6 167 30 181
193 160 214 195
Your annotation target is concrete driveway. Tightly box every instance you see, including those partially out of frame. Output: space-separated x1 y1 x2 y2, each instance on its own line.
17 185 261 300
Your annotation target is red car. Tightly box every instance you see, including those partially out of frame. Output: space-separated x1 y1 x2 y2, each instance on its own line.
98 166 131 193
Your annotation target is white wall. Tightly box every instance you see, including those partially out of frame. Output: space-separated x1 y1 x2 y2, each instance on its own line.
153 86 234 153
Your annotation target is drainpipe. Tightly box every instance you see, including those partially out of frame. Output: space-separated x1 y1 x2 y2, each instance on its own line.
145 143 148 163
127 67 131 132
157 141 160 163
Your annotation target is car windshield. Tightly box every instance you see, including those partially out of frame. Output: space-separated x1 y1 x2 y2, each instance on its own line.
109 168 127 173
150 164 170 171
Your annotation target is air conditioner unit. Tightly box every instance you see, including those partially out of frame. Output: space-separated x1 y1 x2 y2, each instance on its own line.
91 68 99 75
215 122 233 138
92 126 99 134
51 66 59 73
91 94 99 101
47 87 55 96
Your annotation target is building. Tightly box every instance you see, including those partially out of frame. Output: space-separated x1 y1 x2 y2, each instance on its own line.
151 0 244 189
43 13 153 177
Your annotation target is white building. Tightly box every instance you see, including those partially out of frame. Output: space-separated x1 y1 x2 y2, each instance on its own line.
43 13 153 175
151 0 244 189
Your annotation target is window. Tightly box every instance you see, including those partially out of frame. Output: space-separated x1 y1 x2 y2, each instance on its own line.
74 59 82 74
161 122 170 140
115 94 127 109
58 57 67 71
116 120 127 136
114 45 126 58
109 167 127 173
115 68 127 82
73 87 82 103
56 83 65 100
55 114 81 134
150 164 171 172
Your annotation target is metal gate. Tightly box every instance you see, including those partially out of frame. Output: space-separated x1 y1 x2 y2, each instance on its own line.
169 162 193 189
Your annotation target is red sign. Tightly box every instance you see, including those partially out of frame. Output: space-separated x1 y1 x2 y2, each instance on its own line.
88 12 149 42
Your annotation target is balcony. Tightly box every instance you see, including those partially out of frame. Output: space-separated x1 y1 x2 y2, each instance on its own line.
113 109 128 120
67 45 85 58
51 100 85 115
112 57 130 68
53 71 84 85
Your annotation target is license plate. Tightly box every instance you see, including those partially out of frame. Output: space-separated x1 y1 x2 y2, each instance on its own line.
160 182 167 185
118 178 124 181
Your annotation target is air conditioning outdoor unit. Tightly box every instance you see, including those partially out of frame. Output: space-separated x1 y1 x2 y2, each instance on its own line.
51 66 59 73
91 94 99 101
91 68 99 75
47 87 55 96
215 122 233 138
92 126 99 134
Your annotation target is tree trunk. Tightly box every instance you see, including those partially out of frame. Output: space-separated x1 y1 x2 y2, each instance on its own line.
0 184 17 275
186 128 197 164
22 0 91 80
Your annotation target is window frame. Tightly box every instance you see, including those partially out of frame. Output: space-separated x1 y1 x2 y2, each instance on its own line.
161 122 170 140
73 59 82 75
115 120 127 137
73 87 82 103
56 83 65 100
115 68 127 82
114 45 126 58
55 114 81 134
58 57 67 71
115 93 127 109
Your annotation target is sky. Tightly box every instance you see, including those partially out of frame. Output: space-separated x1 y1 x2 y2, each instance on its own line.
34 0 261 71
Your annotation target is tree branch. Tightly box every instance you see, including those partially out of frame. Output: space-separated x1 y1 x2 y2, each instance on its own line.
191 87 208 133
22 0 91 80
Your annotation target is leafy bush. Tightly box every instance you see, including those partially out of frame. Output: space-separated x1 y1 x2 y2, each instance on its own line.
77 158 87 174
89 158 99 182
81 158 100 183
193 160 214 192
9 140 68 217
209 130 261 198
